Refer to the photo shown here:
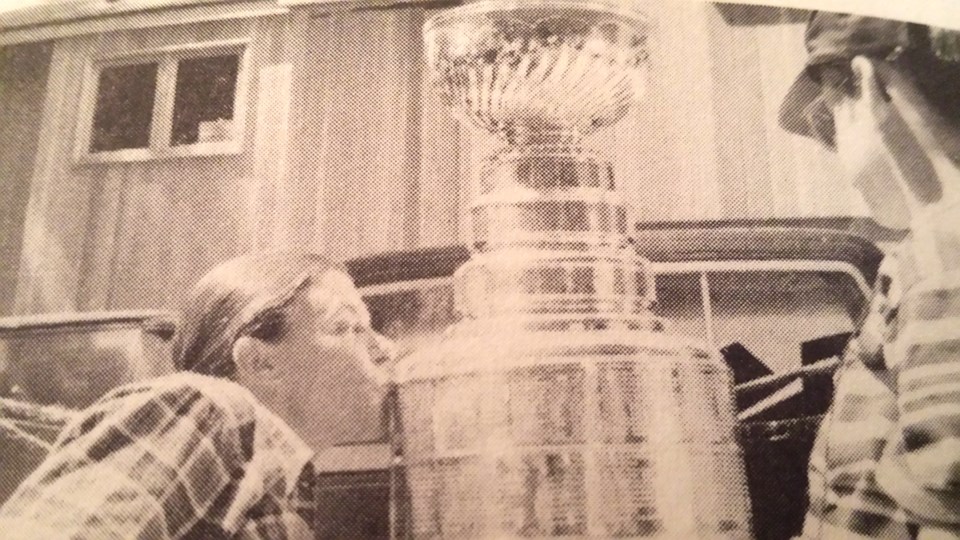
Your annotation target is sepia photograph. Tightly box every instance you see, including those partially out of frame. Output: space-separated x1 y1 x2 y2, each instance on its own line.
0 0 958 538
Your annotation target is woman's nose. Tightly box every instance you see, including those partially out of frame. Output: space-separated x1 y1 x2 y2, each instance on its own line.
366 330 396 367
359 330 396 387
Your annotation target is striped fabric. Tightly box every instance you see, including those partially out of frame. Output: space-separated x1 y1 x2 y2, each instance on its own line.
0 372 315 539
803 203 960 539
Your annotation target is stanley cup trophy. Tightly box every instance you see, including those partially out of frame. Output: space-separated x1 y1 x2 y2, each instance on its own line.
394 1 753 537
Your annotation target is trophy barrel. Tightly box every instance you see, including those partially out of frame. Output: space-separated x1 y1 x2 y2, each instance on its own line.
395 325 753 539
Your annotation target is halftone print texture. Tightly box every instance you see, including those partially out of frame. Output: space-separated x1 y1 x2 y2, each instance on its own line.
0 1 959 539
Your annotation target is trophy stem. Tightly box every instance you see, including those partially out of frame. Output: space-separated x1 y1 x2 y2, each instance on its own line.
504 128 585 148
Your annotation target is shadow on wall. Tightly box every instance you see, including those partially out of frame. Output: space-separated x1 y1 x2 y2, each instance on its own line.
0 42 53 316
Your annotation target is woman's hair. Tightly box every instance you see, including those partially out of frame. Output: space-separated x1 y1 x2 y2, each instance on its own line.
173 252 348 378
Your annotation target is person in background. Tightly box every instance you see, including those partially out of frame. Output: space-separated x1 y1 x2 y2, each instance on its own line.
0 252 394 539
779 11 960 540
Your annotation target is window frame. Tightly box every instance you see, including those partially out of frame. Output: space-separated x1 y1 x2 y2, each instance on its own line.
74 38 251 164
649 259 871 354
358 259 873 355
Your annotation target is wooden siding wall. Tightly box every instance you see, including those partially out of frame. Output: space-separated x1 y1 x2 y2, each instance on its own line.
11 2 866 315
603 2 861 222
291 8 430 259
12 17 284 314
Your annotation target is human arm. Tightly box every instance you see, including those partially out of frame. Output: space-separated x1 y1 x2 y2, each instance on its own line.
0 374 314 539
845 56 960 199
876 261 960 526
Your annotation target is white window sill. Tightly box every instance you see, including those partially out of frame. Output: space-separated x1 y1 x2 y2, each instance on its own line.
75 140 243 164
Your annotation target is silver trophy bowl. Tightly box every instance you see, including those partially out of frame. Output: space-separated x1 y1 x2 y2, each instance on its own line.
424 0 651 143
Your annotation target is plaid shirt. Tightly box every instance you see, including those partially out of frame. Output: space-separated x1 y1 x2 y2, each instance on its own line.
0 372 315 539
803 203 960 539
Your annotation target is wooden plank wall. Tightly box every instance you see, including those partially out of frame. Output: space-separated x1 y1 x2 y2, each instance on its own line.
294 7 426 260
601 2 860 222
10 2 868 315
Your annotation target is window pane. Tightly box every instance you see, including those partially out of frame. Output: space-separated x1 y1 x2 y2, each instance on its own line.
708 271 862 374
363 282 457 354
89 62 158 152
170 54 240 146
653 273 707 341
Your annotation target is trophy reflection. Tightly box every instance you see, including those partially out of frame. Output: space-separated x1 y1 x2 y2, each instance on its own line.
394 2 753 537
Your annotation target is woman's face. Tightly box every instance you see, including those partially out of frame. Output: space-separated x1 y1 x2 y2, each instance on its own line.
248 271 395 449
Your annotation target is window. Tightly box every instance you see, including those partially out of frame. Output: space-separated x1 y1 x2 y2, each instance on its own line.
170 54 241 146
89 63 159 152
361 264 870 375
363 281 458 353
76 40 248 162
705 270 862 373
